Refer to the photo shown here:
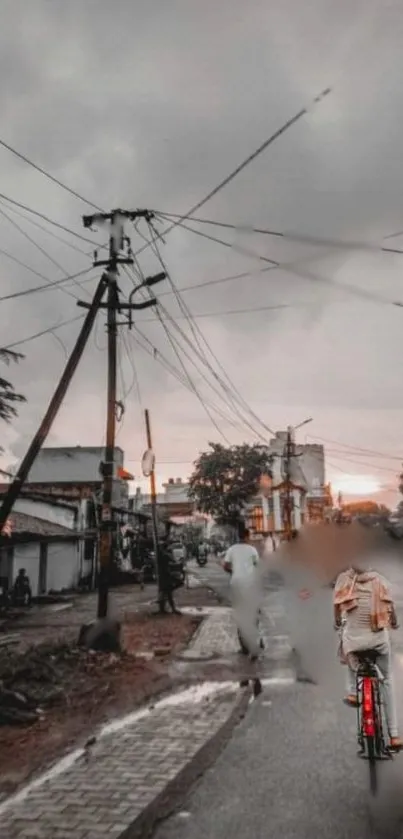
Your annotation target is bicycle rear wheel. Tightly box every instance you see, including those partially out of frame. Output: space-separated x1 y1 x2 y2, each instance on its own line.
367 736 378 795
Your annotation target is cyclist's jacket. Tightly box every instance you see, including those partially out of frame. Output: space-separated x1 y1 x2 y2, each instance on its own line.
334 569 393 655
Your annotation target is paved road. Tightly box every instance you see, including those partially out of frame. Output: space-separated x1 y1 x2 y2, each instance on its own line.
156 546 403 839
187 557 231 603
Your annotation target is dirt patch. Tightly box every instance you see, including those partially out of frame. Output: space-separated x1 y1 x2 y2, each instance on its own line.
0 581 219 653
0 611 201 802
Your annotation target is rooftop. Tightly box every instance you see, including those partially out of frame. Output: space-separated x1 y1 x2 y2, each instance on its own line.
0 485 77 510
29 446 124 455
1 512 78 540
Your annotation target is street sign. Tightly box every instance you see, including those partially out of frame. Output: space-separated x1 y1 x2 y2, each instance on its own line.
141 449 155 478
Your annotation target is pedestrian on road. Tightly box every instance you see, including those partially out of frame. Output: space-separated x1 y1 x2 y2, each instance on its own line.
223 525 262 659
158 540 181 615
333 564 402 750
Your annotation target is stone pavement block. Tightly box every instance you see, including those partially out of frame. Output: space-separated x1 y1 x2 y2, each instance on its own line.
183 595 292 661
0 687 238 839
182 608 239 658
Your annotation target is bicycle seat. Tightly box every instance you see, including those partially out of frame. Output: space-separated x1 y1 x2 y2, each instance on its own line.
355 649 379 664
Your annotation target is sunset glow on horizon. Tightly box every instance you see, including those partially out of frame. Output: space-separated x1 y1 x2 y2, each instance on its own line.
331 474 381 497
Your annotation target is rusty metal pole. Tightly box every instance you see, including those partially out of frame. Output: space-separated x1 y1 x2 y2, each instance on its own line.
144 409 162 600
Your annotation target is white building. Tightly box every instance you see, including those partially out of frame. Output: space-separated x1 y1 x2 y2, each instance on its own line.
25 446 131 507
131 478 194 517
246 431 326 535
1 446 134 595
267 432 325 491
0 495 83 597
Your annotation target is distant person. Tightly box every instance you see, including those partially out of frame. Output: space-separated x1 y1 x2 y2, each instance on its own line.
12 568 32 607
334 564 401 750
223 526 262 659
158 541 181 615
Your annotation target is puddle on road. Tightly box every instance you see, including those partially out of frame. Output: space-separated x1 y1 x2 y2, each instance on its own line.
170 646 295 685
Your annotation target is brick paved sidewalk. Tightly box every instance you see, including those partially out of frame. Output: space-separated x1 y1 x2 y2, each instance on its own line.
0 681 240 839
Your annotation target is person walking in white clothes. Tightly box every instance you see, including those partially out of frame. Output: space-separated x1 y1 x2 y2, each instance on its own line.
223 526 262 659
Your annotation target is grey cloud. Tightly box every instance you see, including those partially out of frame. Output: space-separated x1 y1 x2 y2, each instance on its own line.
1 0 403 498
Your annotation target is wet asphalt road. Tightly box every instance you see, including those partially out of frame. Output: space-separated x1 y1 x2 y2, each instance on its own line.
156 542 403 839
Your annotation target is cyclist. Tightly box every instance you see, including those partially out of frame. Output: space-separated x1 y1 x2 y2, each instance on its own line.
333 564 402 750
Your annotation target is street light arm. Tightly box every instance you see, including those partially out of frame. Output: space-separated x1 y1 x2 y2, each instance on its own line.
293 417 313 431
126 298 158 311
128 272 166 306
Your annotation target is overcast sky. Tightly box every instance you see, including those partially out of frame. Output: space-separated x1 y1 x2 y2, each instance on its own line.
1 0 403 502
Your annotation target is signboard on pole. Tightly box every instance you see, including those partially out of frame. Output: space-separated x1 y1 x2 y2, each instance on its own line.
141 449 155 478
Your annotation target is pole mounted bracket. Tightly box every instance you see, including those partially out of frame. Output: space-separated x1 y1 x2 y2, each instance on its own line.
99 460 114 478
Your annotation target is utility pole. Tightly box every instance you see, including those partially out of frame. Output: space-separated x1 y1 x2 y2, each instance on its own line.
143 409 163 601
283 428 294 541
282 418 313 541
79 209 166 619
0 274 108 533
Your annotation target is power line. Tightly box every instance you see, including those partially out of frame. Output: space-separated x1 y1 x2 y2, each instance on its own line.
130 325 253 436
325 452 397 472
122 249 250 440
0 206 88 300
0 137 103 211
0 197 90 256
326 447 402 463
0 266 95 303
153 303 266 442
141 302 304 322
118 329 142 406
143 220 276 439
3 315 84 349
158 266 273 298
145 292 232 445
0 244 73 285
158 212 403 258
157 212 403 310
133 87 331 259
125 458 196 465
307 434 403 461
122 330 142 407
0 192 102 247
156 213 277 267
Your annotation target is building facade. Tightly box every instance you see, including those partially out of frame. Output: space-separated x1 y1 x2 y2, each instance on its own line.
0 501 83 597
24 446 132 507
131 478 195 519
3 446 134 590
245 431 327 536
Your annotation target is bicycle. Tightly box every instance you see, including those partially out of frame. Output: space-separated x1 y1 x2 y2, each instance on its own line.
354 649 393 795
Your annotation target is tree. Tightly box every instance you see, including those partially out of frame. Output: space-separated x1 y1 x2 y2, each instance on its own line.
0 349 25 447
189 442 272 528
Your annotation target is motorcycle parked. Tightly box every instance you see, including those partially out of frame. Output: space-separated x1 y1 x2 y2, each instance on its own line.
196 545 208 567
